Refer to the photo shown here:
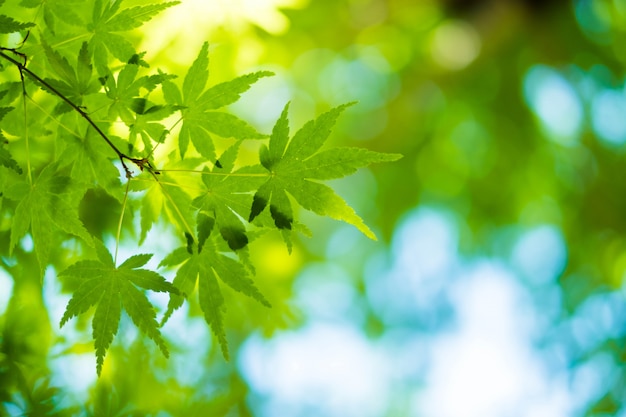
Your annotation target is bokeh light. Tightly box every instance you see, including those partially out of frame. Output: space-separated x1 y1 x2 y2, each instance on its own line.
591 88 626 145
524 65 583 145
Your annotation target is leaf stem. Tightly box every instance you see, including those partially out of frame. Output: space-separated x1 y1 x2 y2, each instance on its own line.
21 80 32 185
27 96 82 140
149 170 195 237
131 177 205 193
115 179 132 265
157 169 268 177
146 116 183 159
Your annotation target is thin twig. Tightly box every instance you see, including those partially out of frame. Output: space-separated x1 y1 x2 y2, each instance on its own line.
0 47 150 178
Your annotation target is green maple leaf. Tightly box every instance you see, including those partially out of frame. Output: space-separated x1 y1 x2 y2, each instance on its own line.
88 0 179 72
20 0 84 33
60 242 178 375
58 125 123 201
8 164 93 274
191 141 266 251
0 106 21 174
41 41 101 114
0 14 34 33
102 63 173 127
250 103 402 240
0 143 20 174
162 42 273 160
129 154 198 244
128 101 178 152
160 226 270 359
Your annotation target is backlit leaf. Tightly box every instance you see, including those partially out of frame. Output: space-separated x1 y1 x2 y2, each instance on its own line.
251 103 402 240
160 234 270 359
165 43 272 159
60 243 178 375
0 15 34 33
8 164 93 274
89 0 179 71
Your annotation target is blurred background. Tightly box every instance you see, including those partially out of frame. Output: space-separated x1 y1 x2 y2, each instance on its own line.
3 0 626 415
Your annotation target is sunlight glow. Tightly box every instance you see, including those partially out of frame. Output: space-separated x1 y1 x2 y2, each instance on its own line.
430 20 481 70
140 0 308 64
415 262 571 417
239 323 390 417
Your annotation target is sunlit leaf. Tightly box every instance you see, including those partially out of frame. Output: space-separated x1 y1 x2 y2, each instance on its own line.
251 103 402 240
0 15 34 33
60 242 178 375
163 42 272 160
160 234 270 359
8 164 93 274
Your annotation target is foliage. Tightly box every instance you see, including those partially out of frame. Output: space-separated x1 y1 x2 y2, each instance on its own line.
59 241 177 376
0 0 400 391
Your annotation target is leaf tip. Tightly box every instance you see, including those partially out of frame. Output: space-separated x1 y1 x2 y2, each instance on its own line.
386 153 404 162
59 314 70 328
219 339 230 361
358 223 378 241
249 194 268 222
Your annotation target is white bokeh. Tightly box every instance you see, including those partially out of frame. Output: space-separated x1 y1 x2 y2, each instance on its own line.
524 66 583 145
239 322 391 417
239 207 581 416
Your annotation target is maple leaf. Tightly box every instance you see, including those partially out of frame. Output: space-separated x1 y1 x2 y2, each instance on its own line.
41 41 101 114
58 125 123 201
88 0 179 72
160 226 271 359
0 14 34 34
129 154 198 244
102 63 173 126
250 103 402 240
20 0 84 33
60 241 178 376
128 101 178 152
162 42 272 160
0 106 21 174
8 164 93 274
0 143 20 174
191 141 266 251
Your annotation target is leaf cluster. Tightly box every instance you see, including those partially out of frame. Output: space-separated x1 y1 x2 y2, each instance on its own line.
0 0 401 375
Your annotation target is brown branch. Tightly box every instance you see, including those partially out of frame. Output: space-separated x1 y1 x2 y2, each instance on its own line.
0 47 153 178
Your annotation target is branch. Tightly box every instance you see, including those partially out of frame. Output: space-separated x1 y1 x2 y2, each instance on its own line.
0 47 151 178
